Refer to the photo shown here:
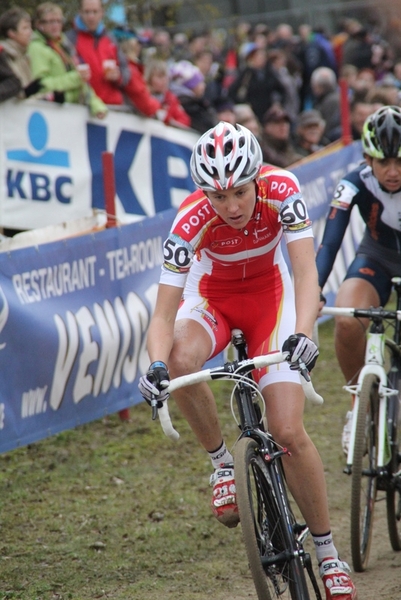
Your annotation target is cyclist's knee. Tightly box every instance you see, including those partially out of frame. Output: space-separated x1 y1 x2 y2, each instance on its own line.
168 320 213 377
168 342 209 378
169 348 194 377
270 423 307 454
335 315 365 341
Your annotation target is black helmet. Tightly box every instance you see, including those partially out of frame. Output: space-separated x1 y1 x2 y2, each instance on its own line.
362 105 401 159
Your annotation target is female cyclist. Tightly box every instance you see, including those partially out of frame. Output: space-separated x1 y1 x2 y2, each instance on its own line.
140 121 357 600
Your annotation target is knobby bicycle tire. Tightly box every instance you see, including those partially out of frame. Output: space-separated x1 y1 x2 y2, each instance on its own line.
235 437 310 600
385 352 401 551
350 373 379 572
386 426 401 551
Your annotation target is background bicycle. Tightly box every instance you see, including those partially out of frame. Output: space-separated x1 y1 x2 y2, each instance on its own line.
153 330 324 600
321 276 401 572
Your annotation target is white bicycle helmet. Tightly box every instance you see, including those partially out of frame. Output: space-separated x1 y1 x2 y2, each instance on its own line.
190 121 262 191
362 105 401 159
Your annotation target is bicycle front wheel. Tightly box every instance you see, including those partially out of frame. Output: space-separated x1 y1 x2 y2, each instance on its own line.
350 373 379 572
235 437 310 600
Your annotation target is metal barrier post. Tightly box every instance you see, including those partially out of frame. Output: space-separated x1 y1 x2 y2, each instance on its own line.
339 78 352 146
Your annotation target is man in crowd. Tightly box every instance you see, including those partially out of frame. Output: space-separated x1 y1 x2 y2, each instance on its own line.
66 0 130 106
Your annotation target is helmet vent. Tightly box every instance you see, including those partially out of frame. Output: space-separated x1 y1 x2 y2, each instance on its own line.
362 105 401 159
224 140 233 155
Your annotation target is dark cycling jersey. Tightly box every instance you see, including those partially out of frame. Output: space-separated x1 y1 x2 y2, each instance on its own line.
316 161 401 295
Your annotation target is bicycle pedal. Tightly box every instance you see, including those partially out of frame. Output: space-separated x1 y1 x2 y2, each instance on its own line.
377 477 387 491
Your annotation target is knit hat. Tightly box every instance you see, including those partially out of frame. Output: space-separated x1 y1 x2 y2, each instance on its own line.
240 42 259 60
296 109 325 128
263 106 291 124
169 60 204 90
213 96 235 113
112 26 137 41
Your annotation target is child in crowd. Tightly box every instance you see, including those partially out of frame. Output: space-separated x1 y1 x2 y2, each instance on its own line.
144 58 190 128
169 59 216 133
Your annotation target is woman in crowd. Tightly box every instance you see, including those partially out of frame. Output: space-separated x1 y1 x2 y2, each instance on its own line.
0 6 42 102
28 2 107 118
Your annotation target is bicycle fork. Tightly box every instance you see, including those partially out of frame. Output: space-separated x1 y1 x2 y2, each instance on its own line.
344 332 398 472
256 443 322 598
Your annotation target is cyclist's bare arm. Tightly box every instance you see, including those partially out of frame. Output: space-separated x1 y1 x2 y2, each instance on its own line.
287 237 320 338
147 283 183 364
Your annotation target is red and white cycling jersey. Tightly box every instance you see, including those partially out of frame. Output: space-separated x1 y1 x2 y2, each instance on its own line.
160 164 313 297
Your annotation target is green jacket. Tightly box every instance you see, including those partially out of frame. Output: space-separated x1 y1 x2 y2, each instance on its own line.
28 30 107 117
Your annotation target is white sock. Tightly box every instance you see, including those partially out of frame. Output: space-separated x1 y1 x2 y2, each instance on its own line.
312 532 338 564
208 441 233 469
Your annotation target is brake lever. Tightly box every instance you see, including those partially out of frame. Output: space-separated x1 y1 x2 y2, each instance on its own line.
151 396 158 421
298 359 311 382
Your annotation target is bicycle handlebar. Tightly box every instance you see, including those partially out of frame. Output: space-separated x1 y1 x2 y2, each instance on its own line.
156 350 324 441
321 306 401 321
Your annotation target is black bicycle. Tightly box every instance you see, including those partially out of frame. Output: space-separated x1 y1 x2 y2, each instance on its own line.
151 329 323 600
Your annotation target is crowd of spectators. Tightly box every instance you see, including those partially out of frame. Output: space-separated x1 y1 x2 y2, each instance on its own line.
2 2 401 166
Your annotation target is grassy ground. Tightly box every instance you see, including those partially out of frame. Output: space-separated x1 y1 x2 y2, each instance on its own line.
1 318 398 599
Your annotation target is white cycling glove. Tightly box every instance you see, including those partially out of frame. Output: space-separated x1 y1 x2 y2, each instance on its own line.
138 361 170 408
282 333 319 371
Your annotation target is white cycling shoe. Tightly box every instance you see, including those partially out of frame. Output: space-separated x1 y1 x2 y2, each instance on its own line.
210 464 239 528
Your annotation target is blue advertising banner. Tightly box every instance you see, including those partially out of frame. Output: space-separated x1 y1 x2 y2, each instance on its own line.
0 210 176 453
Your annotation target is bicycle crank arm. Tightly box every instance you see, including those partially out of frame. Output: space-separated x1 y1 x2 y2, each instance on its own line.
304 553 323 600
261 548 295 567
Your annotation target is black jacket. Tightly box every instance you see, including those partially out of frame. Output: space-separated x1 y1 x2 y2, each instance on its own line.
0 48 22 102
228 64 286 123
178 95 217 134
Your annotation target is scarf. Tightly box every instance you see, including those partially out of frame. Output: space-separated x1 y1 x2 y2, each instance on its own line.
74 15 105 37
46 36 76 71
0 38 32 87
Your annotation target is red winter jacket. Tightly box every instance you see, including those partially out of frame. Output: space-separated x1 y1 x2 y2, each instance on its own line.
67 27 130 105
124 59 161 116
124 61 190 128
159 89 191 128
